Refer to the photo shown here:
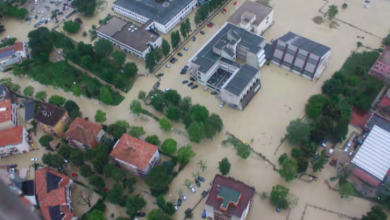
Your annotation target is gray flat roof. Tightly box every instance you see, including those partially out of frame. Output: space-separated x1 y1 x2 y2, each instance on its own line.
227 1 273 26
367 113 390 133
192 23 264 73
97 17 159 52
113 0 194 25
224 64 258 96
277 32 330 57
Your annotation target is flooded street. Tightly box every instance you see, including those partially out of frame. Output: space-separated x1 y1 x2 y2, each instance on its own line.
1 0 389 218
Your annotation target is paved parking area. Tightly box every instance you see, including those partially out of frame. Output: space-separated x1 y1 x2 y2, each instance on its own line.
25 0 73 28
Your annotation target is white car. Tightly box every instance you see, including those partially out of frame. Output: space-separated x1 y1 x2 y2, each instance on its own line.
349 151 355 157
165 64 170 68
164 88 171 92
189 185 196 193
220 102 225 108
31 158 38 162
182 194 187 200
327 148 333 157
174 205 178 210
347 141 352 147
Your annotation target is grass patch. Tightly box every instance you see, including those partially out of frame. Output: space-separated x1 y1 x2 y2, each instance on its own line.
24 61 124 105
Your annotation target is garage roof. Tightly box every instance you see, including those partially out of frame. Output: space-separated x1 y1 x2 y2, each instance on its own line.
351 125 390 181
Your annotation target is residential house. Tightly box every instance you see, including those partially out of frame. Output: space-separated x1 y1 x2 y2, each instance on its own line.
96 17 162 60
110 134 160 177
65 117 105 150
205 175 255 220
227 1 274 36
34 103 69 137
270 32 331 80
0 126 30 158
370 47 390 83
0 42 27 72
112 0 197 34
0 98 18 130
35 167 76 220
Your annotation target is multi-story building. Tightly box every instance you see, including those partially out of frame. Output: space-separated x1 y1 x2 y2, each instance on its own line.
270 32 331 81
110 133 160 177
112 0 197 34
34 103 69 137
0 126 30 158
189 23 265 110
35 168 77 220
65 117 105 150
227 1 274 36
370 47 390 83
0 42 27 72
205 175 255 220
0 98 18 130
96 16 162 60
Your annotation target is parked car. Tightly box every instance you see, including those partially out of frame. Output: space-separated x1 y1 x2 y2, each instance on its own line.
175 205 178 210
9 164 17 168
183 194 187 200
195 179 201 187
182 80 189 84
202 210 206 218
210 180 213 185
191 85 198 89
222 8 226 14
71 173 78 178
189 185 196 193
348 151 355 157
211 91 218 95
165 64 170 68
209 22 214 26
155 82 160 88
359 139 365 145
58 12 64 15
136 212 146 217
200 31 205 35
201 189 208 197
207 23 213 27
187 82 194 87
177 52 183 57
31 158 38 162
329 158 337 166
55 143 61 149
183 47 188 51
177 198 182 206
353 136 358 143
327 144 336 157
344 146 350 153
220 102 225 108
170 59 176 64
185 208 192 214
157 73 164 77
190 77 196 81
234 1 237 5
193 36 196 41
197 176 205 182
276 207 281 212
164 88 171 92
321 139 327 148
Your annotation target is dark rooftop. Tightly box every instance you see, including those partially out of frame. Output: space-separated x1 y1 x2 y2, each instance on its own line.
224 64 258 96
192 23 264 73
227 1 273 26
22 180 35 196
46 172 61 192
34 103 66 127
367 113 390 133
206 175 255 217
97 17 160 53
23 99 35 121
49 206 64 220
277 32 330 57
113 0 194 25
264 43 274 60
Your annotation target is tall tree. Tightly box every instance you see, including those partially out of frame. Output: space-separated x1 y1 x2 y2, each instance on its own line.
145 135 160 146
63 20 81 33
39 135 54 148
180 22 188 39
94 39 113 58
159 117 172 131
235 142 251 159
161 39 170 57
73 86 82 98
130 100 142 116
70 149 84 166
164 90 181 106
111 50 126 67
99 87 112 104
339 182 355 198
285 119 310 146
161 139 177 155
171 31 178 49
270 185 290 209
42 153 65 168
94 110 106 124
51 10 58 23
35 91 47 102
177 145 196 163
147 208 173 220
187 122 205 143
88 174 106 191
71 0 96 17
107 124 127 139
107 183 124 204
145 51 157 72
218 157 231 175
165 106 180 121
126 195 147 218
278 156 298 182
129 126 146 138
205 113 223 139
12 65 24 77
123 62 138 77
362 206 387 220
87 210 105 220
325 4 339 20
305 94 330 119
145 166 171 193
23 86 34 97
48 95 66 107
28 27 54 58
185 18 191 35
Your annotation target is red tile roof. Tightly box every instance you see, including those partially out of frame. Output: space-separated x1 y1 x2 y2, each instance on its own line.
109 134 158 171
65 117 102 149
35 168 74 220
0 99 12 124
379 96 390 108
350 106 372 128
353 167 381 187
206 175 255 218
0 42 24 55
0 126 23 147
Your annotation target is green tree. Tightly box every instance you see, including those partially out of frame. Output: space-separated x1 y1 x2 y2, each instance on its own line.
145 135 160 146
138 91 146 100
23 86 34 97
291 148 303 159
124 177 137 193
123 62 138 77
162 161 174 174
39 135 54 148
278 157 298 182
13 65 24 77
339 182 355 198
180 22 188 39
322 104 342 121
165 106 180 121
383 34 390 47
161 39 170 57
235 142 251 159
198 160 207 172
189 104 209 124
84 144 110 173
185 18 191 35
73 86 82 98
107 183 124 204
88 174 106 191
126 195 147 217
87 210 105 220
297 159 309 173
58 144 73 159
48 95 66 107
322 78 343 96
80 164 94 177
171 31 179 49
147 208 173 220
205 113 223 139
129 126 146 138
130 100 142 116
35 91 47 102
270 185 290 209
164 90 181 106
325 4 339 20
180 96 192 113
286 119 310 146
218 157 231 175
175 31 181 46
94 110 106 124
159 117 172 131
107 124 127 139
39 53 49 63
177 145 196 163
305 94 330 119
278 153 288 164
71 0 96 17
161 139 177 155
64 100 80 115
80 55 92 68
42 153 65 168
145 51 157 72
94 39 113 58
150 94 164 111
63 20 81 33
362 206 387 220
70 149 84 166
115 120 130 130
312 149 328 172
51 10 58 23
103 163 116 178
99 87 112 104
28 27 54 58
9 84 21 93
164 202 176 215
112 50 126 67
187 122 205 143
145 166 171 194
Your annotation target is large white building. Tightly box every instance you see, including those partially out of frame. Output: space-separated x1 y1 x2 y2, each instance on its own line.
96 17 162 60
112 0 197 34
188 23 266 110
0 126 30 158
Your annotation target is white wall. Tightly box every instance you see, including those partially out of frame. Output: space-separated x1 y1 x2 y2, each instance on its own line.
254 10 274 36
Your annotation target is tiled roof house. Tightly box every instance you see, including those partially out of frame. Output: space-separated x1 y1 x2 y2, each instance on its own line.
34 103 69 137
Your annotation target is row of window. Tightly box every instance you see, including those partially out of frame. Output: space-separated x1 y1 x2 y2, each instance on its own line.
97 34 145 57
113 6 148 24
374 66 390 74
